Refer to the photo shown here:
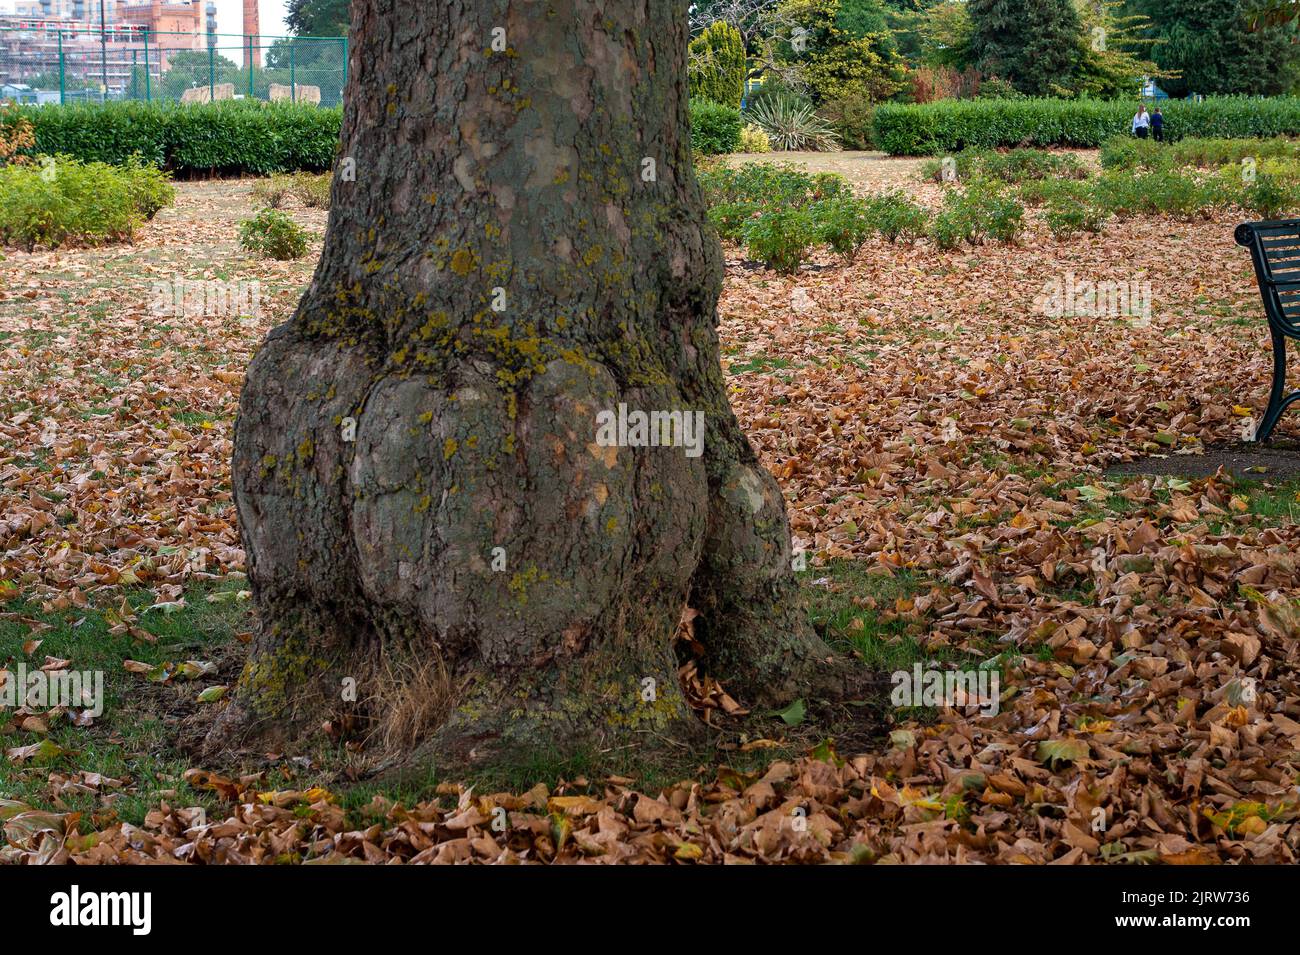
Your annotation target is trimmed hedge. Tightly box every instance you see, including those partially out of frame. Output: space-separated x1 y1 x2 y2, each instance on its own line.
3 100 341 175
689 99 742 155
873 97 1300 156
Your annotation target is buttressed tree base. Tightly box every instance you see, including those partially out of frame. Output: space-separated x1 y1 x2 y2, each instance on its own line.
209 0 842 767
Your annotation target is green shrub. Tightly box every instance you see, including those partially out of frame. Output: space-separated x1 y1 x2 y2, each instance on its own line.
927 182 1023 247
923 146 1089 183
697 162 848 208
863 189 929 242
122 155 176 219
688 21 746 108
1044 197 1110 239
811 196 873 259
707 201 760 241
1094 169 1220 220
873 96 1300 156
742 206 817 273
0 154 173 249
819 90 876 151
1242 173 1297 219
14 100 341 175
928 208 972 250
746 94 839 152
690 99 743 155
239 208 310 259
1016 177 1093 206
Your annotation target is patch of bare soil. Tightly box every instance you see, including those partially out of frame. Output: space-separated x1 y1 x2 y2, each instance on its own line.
1109 440 1300 480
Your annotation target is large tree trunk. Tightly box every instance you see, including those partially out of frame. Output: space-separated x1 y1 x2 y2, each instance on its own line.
208 0 837 767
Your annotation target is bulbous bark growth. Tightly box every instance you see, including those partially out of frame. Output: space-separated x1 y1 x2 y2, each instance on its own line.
209 0 837 767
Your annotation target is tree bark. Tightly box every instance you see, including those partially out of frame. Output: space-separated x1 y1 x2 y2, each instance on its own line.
209 0 837 767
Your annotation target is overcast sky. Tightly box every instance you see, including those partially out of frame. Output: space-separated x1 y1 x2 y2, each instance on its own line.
212 0 294 40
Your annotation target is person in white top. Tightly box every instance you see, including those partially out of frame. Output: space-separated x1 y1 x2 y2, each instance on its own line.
1132 104 1150 139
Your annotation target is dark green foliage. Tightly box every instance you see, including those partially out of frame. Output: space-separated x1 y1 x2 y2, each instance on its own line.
873 97 1300 155
923 146 1089 183
967 0 1084 96
286 0 351 36
742 206 819 272
1092 168 1223 219
928 181 1024 246
697 162 846 208
689 21 746 108
863 189 929 242
1242 173 1299 219
690 99 744 155
1127 0 1300 98
239 208 311 260
811 196 874 257
818 89 877 150
10 101 342 175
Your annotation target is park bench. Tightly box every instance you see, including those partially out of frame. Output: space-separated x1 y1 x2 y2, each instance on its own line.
1236 218 1300 440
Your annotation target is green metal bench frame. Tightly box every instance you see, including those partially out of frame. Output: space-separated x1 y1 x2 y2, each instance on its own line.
1236 219 1300 441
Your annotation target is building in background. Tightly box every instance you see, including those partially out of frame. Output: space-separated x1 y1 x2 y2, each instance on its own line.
0 1 208 93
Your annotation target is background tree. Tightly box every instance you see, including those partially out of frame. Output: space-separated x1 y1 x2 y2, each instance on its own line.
1072 1 1163 99
689 20 748 106
286 0 351 36
778 0 907 102
210 0 841 767
1125 0 1300 97
967 0 1085 96
158 50 241 100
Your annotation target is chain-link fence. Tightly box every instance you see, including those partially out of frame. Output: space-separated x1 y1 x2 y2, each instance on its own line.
0 26 347 107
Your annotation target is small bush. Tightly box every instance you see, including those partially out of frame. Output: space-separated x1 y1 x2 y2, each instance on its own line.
739 125 771 153
820 90 875 151
927 182 1023 247
1016 177 1093 206
697 162 848 208
742 206 817 273
746 95 839 152
690 99 743 155
121 155 176 219
0 101 35 166
1095 169 1220 220
1044 197 1110 239
1242 173 1297 219
239 208 310 260
811 196 872 259
0 154 173 249
924 147 1088 183
253 171 332 210
863 189 929 242
707 201 760 241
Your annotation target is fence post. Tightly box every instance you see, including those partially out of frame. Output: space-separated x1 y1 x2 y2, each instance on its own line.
209 44 216 101
143 29 150 102
289 41 296 103
57 29 65 105
342 36 348 89
248 36 255 98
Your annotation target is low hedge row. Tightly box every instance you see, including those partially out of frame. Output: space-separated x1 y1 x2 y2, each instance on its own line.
1 100 342 175
873 97 1300 156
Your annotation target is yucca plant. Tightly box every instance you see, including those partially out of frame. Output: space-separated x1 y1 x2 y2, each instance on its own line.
746 95 839 152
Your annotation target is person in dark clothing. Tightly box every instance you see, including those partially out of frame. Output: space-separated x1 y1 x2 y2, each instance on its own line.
1151 108 1164 142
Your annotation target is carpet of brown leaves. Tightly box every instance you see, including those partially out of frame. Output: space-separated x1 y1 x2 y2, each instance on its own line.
3 162 1300 863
